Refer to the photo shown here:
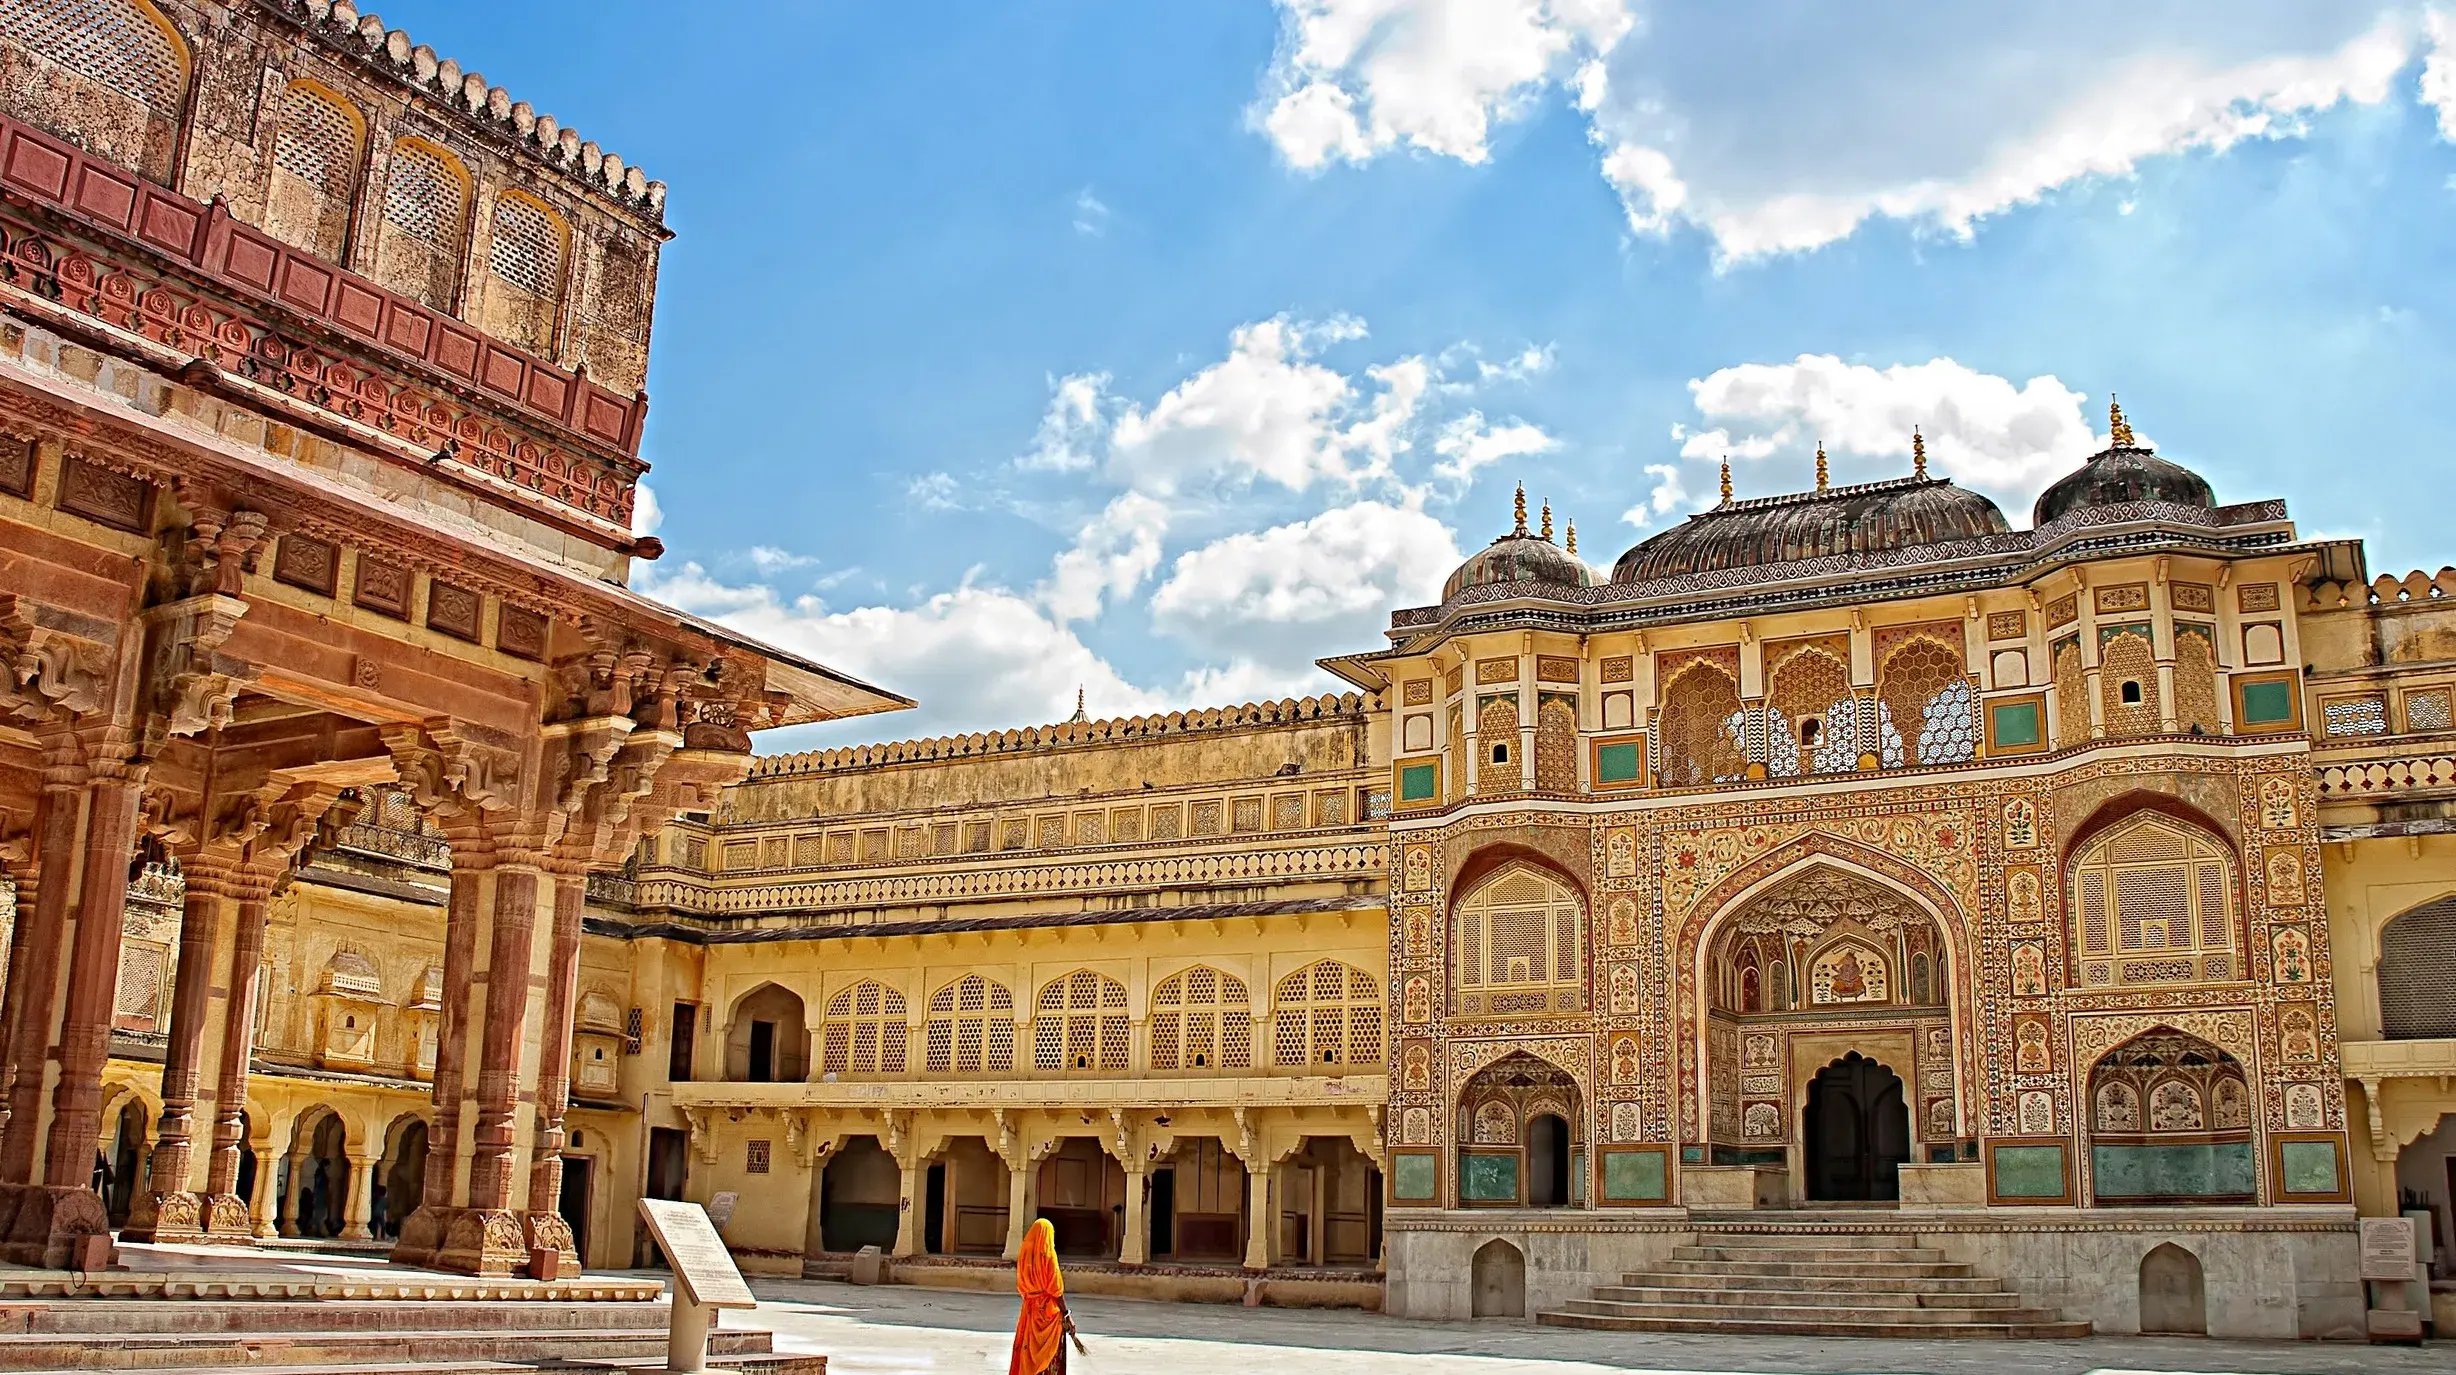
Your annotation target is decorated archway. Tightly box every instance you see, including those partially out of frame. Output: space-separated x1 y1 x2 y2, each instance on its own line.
1692 857 1959 1199
1455 1051 1585 1208
2083 1027 2254 1205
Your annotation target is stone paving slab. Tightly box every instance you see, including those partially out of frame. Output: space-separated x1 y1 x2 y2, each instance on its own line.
724 1274 2443 1375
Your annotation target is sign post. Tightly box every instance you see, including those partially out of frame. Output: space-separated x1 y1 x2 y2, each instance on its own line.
637 1199 759 1373
2360 1216 2422 1344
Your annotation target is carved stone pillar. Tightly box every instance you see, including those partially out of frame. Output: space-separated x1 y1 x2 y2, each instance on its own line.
120 866 231 1242
3 758 143 1268
520 867 586 1275
278 1152 307 1237
199 885 273 1236
438 857 544 1276
1242 1159 1271 1271
248 1146 279 1238
1119 1161 1149 1266
341 1152 378 1241
0 732 88 1190
1002 1162 1034 1261
391 839 486 1269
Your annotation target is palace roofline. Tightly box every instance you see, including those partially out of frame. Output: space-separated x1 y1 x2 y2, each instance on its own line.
746 691 1368 778
589 892 1385 943
1322 499 2297 689
262 0 669 226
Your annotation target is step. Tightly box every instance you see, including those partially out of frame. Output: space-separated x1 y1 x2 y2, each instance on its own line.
1557 1297 2065 1326
1537 1310 2094 1339
1686 1230 1920 1248
1671 1243 1947 1264
1618 1268 2008 1294
0 1326 777 1371
1590 1284 2026 1310
0 1300 671 1336
1640 1266 1964 1286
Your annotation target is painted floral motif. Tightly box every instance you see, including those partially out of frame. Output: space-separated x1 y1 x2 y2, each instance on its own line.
2001 796 2038 849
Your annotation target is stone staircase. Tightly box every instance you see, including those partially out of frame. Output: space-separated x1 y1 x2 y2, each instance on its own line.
0 1296 826 1373
1538 1224 2091 1338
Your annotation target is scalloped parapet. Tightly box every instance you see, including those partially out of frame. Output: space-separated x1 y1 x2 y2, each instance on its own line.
2306 567 2456 610
750 691 1369 777
274 0 666 223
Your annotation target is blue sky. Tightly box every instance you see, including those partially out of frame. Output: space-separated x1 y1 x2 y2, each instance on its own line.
396 2 2456 747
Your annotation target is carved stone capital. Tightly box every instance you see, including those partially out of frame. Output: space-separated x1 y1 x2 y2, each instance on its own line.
136 593 254 758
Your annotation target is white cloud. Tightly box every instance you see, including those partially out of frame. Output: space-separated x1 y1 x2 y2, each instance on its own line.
1254 0 1637 168
1431 411 1558 486
1017 372 1110 473
1038 493 1170 623
1073 188 1112 236
2424 7 2456 139
906 471 965 510
1677 354 2111 518
639 561 1167 738
1260 2 2430 263
1622 461 1692 528
1150 499 1462 661
629 482 663 538
746 545 819 575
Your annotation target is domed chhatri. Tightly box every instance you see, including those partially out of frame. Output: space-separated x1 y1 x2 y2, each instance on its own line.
1442 484 1596 601
1612 434 2011 584
2032 398 2216 528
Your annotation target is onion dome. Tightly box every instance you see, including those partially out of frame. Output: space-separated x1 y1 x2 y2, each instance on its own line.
1612 436 2010 584
2032 398 2214 527
1442 485 1596 601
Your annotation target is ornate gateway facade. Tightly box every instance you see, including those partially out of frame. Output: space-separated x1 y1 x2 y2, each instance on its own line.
1322 443 2377 1337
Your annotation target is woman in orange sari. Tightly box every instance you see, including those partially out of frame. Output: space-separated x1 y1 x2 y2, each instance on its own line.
1009 1218 1080 1375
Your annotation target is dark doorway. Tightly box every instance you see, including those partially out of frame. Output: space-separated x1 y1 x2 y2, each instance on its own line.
1148 1167 1176 1256
922 1162 947 1254
1525 1113 1570 1207
637 1128 689 1267
1805 1053 1909 1201
747 1020 776 1082
668 1002 697 1081
558 1155 592 1264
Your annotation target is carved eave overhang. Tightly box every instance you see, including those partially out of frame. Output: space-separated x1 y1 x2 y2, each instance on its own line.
1356 500 2298 667
588 893 1387 944
256 0 671 231
0 358 906 732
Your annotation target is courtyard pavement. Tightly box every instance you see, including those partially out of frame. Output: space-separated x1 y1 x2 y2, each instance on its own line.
721 1276 2446 1375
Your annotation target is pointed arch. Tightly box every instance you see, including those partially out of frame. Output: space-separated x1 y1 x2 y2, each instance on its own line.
476 187 567 352
1032 969 1128 1072
1657 656 1746 786
372 135 469 309
820 979 908 1076
262 77 364 258
923 972 1015 1072
2378 893 2456 1039
1451 861 1585 1018
1272 959 1381 1068
724 981 808 1083
2083 1025 2254 1205
1150 963 1251 1071
3 0 192 181
2066 802 2240 986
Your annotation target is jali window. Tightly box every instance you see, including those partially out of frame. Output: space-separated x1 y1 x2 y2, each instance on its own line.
1452 865 1585 1018
819 979 908 1076
923 973 1015 1073
1150 966 1251 1071
2071 812 2239 987
264 81 361 258
1272 960 1382 1068
1033 969 1128 1072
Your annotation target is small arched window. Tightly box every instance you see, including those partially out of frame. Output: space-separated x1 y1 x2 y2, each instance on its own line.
923 973 1015 1072
2379 896 2456 1039
479 190 567 352
1657 657 1746 786
819 980 907 1076
1150 965 1250 1071
1032 970 1127 1072
263 80 362 257
1452 864 1585 1017
2070 810 2238 986
3 0 190 181
1271 960 1382 1068
373 138 469 309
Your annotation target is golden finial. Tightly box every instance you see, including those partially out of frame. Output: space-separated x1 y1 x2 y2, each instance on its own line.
1912 426 1928 479
1067 686 1088 724
1540 499 1553 542
1512 482 1529 536
1564 519 1578 556
1814 440 1829 492
2109 394 2135 447
1719 456 1733 506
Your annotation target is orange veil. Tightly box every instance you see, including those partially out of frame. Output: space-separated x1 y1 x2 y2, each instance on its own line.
1008 1217 1067 1375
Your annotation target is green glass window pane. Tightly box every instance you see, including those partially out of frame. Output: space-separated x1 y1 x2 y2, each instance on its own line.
1990 701 2041 748
1595 742 1642 784
1398 762 1437 801
2240 679 2293 724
